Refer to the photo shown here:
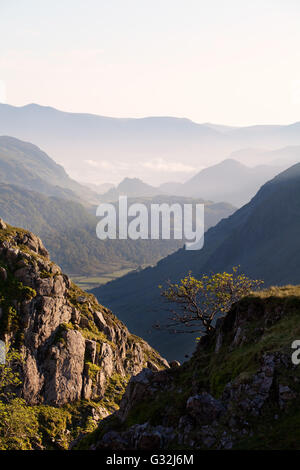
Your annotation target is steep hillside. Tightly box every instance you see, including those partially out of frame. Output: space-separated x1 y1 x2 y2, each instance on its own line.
0 136 99 204
0 219 168 449
93 163 300 360
0 183 176 276
80 286 300 450
0 183 235 277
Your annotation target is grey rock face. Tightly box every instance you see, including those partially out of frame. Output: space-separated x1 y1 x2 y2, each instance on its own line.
42 329 86 404
0 222 169 406
222 353 276 417
0 219 7 230
117 368 171 423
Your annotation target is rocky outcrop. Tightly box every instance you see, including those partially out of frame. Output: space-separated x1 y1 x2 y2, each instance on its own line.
82 287 300 450
0 220 168 406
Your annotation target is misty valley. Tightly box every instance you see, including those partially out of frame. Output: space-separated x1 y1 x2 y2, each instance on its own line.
1 1 300 456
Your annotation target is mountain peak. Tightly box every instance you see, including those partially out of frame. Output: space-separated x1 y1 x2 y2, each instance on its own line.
119 177 144 185
117 177 156 194
218 158 247 167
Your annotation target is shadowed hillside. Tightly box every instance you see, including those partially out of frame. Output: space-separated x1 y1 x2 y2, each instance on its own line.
0 136 99 205
0 183 235 277
79 285 300 450
93 163 300 360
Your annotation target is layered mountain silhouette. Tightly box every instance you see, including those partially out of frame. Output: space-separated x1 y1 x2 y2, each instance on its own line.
1 103 300 184
0 136 235 277
0 183 235 277
92 162 300 360
173 159 281 206
101 161 282 207
0 134 283 208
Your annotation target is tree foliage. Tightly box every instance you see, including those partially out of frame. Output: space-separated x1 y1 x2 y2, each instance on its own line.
0 348 22 402
0 398 39 450
158 267 263 335
0 347 39 450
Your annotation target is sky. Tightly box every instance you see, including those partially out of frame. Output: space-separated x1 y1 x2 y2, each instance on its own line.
0 0 300 126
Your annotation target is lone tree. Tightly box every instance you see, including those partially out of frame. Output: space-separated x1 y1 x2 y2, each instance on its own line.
157 267 263 335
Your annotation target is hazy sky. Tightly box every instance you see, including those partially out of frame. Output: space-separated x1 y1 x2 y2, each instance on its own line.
1 0 300 125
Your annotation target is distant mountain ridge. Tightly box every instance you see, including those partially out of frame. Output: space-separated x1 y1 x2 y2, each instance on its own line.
1 103 300 185
102 160 282 207
0 136 236 276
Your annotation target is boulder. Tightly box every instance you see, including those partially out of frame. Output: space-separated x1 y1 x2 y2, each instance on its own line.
186 392 226 424
0 267 7 281
0 219 7 230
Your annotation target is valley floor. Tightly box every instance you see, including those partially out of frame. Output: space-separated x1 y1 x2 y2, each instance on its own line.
71 262 153 290
71 267 136 290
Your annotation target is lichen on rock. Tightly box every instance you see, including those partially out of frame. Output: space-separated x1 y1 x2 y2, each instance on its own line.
0 221 169 409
